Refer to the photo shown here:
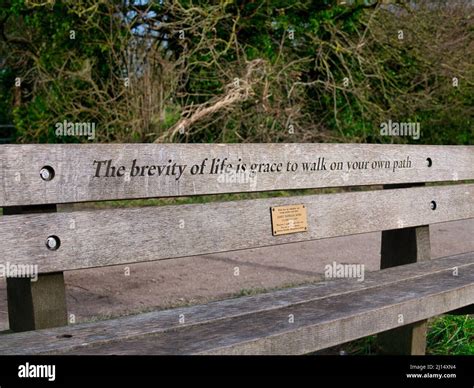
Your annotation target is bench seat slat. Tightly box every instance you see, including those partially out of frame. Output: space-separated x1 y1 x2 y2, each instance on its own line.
0 252 472 355
1 144 473 206
0 184 472 273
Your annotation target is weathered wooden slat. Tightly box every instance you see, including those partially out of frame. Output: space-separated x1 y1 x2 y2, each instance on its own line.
0 144 472 206
0 184 472 273
173 267 474 355
0 252 472 355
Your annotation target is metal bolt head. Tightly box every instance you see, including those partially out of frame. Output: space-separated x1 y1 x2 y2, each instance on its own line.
46 236 59 250
40 167 52 181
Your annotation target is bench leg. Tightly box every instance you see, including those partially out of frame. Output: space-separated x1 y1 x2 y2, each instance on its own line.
378 203 431 355
7 273 68 332
3 204 68 332
378 320 428 355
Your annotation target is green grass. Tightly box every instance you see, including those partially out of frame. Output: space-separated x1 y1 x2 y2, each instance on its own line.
427 315 474 355
231 281 311 299
71 187 344 211
60 185 384 212
342 315 474 355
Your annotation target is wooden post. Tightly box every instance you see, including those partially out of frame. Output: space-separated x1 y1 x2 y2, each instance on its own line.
3 205 68 332
378 184 430 355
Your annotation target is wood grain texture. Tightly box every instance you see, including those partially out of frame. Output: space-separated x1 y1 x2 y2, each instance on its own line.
0 184 472 273
0 252 472 355
0 144 472 206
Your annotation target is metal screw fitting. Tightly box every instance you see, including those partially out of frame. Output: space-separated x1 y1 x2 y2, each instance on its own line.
40 166 55 181
46 236 60 250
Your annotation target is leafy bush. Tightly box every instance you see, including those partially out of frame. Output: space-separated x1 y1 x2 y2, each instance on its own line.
0 0 472 144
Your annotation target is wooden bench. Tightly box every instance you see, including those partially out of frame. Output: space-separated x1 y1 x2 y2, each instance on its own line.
0 143 473 355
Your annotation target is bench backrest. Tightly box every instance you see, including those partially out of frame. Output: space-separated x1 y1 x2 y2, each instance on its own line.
1 144 473 274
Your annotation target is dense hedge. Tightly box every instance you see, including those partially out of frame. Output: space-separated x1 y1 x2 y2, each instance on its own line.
0 0 472 144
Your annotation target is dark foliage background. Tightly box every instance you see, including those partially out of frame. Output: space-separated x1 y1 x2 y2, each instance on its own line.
0 0 472 144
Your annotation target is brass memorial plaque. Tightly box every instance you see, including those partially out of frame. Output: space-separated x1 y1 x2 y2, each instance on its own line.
271 204 308 236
